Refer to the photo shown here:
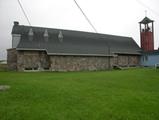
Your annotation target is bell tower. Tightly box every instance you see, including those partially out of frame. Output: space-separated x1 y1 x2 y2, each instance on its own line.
139 16 154 51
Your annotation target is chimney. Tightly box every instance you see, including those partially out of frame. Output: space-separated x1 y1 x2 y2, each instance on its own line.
14 21 19 26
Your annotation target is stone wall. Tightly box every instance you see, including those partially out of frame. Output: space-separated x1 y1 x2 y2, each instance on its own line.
7 48 17 70
16 51 112 71
7 50 140 71
49 55 139 71
114 55 140 67
17 51 49 71
50 56 111 71
128 56 140 66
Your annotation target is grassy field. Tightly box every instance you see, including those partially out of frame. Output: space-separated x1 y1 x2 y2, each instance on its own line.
0 64 7 71
0 68 159 120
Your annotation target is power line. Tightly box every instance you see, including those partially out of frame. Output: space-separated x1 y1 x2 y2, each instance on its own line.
17 0 31 26
136 0 159 17
73 0 98 33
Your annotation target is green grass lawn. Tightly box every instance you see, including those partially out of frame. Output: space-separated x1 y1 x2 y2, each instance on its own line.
0 68 159 120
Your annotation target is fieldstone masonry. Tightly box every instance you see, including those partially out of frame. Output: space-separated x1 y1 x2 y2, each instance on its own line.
50 56 110 71
17 51 49 71
7 48 17 70
7 49 140 71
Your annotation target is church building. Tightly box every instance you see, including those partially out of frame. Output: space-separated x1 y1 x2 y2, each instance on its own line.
7 21 141 71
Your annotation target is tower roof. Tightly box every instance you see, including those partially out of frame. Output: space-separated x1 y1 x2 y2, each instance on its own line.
139 17 154 24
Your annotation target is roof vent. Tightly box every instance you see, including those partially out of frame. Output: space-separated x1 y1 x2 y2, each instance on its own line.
28 28 34 41
58 31 63 42
44 29 49 42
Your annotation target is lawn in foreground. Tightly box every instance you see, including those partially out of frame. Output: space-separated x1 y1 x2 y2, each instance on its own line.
0 68 159 120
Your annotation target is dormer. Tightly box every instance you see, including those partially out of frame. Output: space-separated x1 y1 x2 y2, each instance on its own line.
58 31 63 42
44 29 49 42
28 28 34 41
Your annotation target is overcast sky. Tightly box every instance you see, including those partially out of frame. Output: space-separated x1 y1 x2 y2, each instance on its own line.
0 0 159 60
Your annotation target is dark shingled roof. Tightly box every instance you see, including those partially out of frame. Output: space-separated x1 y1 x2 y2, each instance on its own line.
12 24 141 56
139 17 154 24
